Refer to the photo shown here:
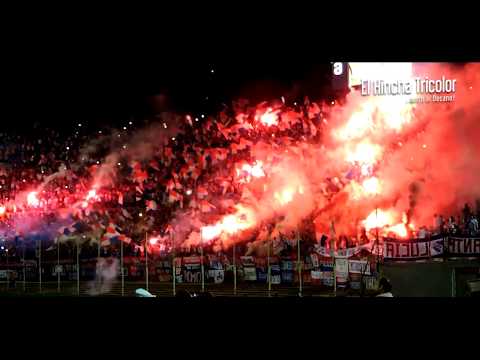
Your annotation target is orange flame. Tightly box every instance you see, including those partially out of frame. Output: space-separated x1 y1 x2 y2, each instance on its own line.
363 209 394 230
386 223 408 238
201 205 256 242
363 208 411 238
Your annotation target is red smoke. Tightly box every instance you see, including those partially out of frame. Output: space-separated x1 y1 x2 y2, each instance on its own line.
195 63 480 246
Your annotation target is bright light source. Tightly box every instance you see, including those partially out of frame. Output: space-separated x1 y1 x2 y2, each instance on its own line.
129 121 133 125
66 147 70 150
139 213 143 217
123 126 127 130
117 162 121 166
78 123 82 127
186 189 192 195
201 114 205 118
27 192 40 207
149 237 159 245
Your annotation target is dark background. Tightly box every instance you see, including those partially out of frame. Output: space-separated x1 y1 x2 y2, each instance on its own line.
3 34 334 133
2 14 469 134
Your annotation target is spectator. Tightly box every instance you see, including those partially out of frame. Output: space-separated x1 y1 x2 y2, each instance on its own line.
376 278 393 297
463 203 472 227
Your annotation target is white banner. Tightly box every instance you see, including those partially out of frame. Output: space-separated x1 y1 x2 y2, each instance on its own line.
208 270 224 284
348 260 370 275
335 258 349 277
314 241 381 258
446 237 480 255
243 267 257 281
384 237 444 260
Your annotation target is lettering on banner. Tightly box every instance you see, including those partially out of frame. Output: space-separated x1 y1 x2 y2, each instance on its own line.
411 243 419 257
448 237 480 255
348 260 370 275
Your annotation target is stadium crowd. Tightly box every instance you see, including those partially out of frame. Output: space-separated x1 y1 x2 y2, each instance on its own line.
0 99 479 266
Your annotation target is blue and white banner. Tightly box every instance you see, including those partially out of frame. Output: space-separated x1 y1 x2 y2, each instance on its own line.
383 236 445 261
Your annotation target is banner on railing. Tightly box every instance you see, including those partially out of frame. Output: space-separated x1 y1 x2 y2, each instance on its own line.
314 241 382 258
383 236 445 261
445 237 480 256
311 235 480 261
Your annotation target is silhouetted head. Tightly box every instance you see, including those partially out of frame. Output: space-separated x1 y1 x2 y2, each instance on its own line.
379 278 392 293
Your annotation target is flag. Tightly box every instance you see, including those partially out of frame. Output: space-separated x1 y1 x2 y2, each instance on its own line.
118 234 132 245
146 200 157 211
168 190 183 204
308 102 321 119
272 238 284 255
58 224 76 236
121 209 132 219
216 123 230 139
88 165 99 177
149 160 160 171
101 223 121 246
134 168 148 184
166 179 175 191
164 147 174 159
134 242 144 255
191 168 202 180
196 185 209 199
46 244 56 251
198 155 206 169
220 179 231 195
329 221 337 255
165 224 173 234
179 166 189 177
199 200 216 213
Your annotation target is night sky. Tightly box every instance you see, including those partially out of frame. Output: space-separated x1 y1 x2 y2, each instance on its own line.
3 40 334 133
